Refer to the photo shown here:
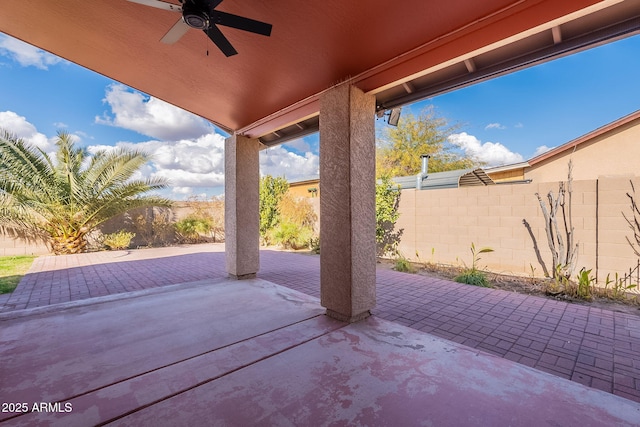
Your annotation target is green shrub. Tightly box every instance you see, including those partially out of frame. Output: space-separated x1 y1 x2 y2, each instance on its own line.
575 268 595 300
269 222 314 250
602 272 637 300
103 230 136 250
455 242 493 287
260 175 289 239
376 176 402 257
455 270 491 287
394 256 414 273
175 216 212 243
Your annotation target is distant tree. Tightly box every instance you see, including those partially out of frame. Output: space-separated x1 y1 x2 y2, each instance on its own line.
259 175 289 240
0 130 171 254
376 106 478 178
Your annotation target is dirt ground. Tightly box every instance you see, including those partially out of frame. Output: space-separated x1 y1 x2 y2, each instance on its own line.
377 258 640 317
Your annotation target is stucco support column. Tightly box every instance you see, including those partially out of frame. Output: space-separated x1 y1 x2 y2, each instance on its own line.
225 134 260 279
319 84 376 322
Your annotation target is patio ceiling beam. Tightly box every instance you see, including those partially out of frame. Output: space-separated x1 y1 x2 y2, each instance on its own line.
375 14 640 112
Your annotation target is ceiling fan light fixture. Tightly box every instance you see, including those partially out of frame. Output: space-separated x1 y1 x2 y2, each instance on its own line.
182 4 209 30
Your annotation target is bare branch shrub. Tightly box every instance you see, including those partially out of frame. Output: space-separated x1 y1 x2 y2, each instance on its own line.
535 160 578 280
623 180 640 257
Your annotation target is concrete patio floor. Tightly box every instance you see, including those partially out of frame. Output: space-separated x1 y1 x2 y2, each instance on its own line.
1 244 640 425
1 275 639 426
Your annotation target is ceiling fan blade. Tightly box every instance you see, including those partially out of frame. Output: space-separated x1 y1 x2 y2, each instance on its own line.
127 0 182 12
211 11 272 36
161 19 191 44
205 0 224 10
205 25 238 57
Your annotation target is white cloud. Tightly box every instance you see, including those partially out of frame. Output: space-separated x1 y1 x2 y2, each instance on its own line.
515 122 524 128
260 145 319 181
448 132 524 167
2 82 320 199
532 145 554 157
0 34 63 69
95 84 214 140
88 132 226 194
485 123 506 130
75 130 92 140
172 186 194 195
0 110 56 152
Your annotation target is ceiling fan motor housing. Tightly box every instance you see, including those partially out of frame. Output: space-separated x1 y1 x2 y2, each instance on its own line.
182 1 209 30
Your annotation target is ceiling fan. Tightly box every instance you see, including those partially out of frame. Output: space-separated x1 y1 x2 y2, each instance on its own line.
128 0 272 57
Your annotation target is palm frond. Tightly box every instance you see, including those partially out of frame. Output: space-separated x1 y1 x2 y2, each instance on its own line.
1 127 171 253
82 190 172 229
54 132 87 204
83 147 160 196
0 129 57 199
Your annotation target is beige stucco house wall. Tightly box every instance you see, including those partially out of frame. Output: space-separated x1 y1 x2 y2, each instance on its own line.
288 177 320 199
526 112 640 183
486 109 640 183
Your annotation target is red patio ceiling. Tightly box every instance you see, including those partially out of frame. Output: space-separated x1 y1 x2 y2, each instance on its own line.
0 0 612 137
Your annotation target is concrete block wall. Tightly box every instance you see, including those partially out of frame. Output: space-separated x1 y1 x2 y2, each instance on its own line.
0 202 209 256
0 236 49 256
396 176 639 284
597 176 640 283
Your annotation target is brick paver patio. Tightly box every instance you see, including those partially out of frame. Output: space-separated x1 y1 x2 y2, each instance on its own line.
2 243 639 403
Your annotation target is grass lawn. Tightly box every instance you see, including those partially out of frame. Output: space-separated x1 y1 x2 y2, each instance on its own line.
0 255 37 294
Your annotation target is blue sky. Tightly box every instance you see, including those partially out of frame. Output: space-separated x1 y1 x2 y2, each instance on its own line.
1 32 639 198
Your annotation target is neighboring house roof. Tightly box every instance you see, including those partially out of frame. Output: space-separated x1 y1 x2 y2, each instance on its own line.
484 161 530 175
392 168 494 190
289 176 319 186
528 108 640 166
484 108 640 176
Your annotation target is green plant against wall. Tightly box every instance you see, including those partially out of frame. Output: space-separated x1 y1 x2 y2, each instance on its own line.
602 272 637 300
394 254 415 273
175 216 212 243
454 243 494 287
103 230 136 250
376 176 403 257
544 265 635 302
268 192 317 250
574 267 595 300
184 195 225 242
269 222 315 250
259 175 289 242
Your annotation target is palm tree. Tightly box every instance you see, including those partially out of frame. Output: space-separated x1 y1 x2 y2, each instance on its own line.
0 129 171 254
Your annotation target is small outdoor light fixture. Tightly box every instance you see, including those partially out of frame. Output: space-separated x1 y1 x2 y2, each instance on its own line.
387 107 401 126
375 107 402 127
